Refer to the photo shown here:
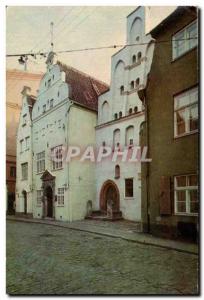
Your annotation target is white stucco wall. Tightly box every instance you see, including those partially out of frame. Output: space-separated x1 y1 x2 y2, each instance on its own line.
95 6 154 221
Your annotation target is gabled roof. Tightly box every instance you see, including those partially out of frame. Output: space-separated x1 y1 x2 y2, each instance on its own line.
57 61 109 111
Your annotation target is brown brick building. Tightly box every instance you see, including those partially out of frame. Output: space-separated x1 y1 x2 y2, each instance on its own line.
140 7 198 241
6 69 42 213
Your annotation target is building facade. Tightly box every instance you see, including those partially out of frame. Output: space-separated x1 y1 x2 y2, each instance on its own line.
6 70 42 213
140 7 198 241
94 7 155 221
16 56 108 221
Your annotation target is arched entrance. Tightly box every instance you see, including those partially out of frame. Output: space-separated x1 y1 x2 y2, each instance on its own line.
100 180 120 213
22 190 27 214
45 185 53 218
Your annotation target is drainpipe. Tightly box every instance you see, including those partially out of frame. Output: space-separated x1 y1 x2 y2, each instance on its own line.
66 99 74 222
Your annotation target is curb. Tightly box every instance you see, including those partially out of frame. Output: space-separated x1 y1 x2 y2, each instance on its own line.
7 217 198 255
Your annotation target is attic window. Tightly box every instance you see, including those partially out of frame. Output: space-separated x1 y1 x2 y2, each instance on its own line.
53 75 54 80
119 111 122 118
120 86 124 95
43 104 46 113
129 108 133 114
50 99 54 109
134 106 138 113
132 55 136 64
48 79 51 88
58 91 60 97
136 36 140 42
136 78 140 87
130 81 134 90
114 113 118 119
137 52 142 61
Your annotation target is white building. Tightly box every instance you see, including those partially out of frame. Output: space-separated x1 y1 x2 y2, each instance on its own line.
16 55 108 221
94 7 155 221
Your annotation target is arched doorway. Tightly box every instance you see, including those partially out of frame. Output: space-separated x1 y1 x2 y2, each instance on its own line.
100 180 120 213
22 190 27 214
45 185 53 218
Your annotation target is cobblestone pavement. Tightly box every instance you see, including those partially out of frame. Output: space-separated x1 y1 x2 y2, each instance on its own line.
6 220 199 295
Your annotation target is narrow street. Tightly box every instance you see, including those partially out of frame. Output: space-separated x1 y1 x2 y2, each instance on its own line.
6 220 198 295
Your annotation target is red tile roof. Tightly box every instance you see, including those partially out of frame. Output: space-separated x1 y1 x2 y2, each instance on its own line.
57 61 109 111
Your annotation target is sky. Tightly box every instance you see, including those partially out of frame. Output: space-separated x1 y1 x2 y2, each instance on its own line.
6 6 176 83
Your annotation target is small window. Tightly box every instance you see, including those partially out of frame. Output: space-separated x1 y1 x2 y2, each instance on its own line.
48 79 51 88
119 111 122 118
53 75 54 80
21 163 28 180
10 166 16 178
115 165 120 179
22 114 27 126
120 86 124 95
129 108 133 114
132 55 136 64
45 82 47 87
114 113 118 119
57 188 65 206
130 81 134 90
174 174 198 214
58 91 60 97
50 99 54 109
125 178 133 197
37 190 43 206
137 52 142 61
25 136 30 150
20 139 24 152
102 141 106 147
136 78 140 86
43 104 46 113
134 106 138 113
136 36 140 42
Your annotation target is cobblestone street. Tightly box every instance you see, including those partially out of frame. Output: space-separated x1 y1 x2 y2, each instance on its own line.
6 220 199 295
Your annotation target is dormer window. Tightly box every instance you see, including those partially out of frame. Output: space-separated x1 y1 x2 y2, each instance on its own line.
43 104 46 113
130 81 134 90
120 86 124 95
132 55 136 64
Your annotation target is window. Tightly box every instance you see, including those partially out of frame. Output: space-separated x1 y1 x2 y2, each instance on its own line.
125 178 133 197
132 55 136 64
48 79 51 88
136 78 140 87
120 86 124 95
25 136 30 150
102 101 109 123
119 111 122 118
136 36 140 42
50 99 54 109
37 190 43 206
115 165 120 179
129 108 133 114
114 113 118 119
137 52 142 61
37 151 45 173
130 81 134 90
113 129 120 148
20 139 24 152
125 125 134 146
172 20 198 60
43 104 46 113
10 166 16 177
134 106 138 113
57 188 65 206
174 174 198 215
22 114 26 126
174 86 198 137
21 163 28 180
51 145 63 170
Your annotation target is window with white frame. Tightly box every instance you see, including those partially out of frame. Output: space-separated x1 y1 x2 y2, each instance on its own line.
21 162 28 180
25 136 30 150
37 190 43 206
57 188 64 205
36 151 45 173
174 174 198 215
174 86 198 137
51 145 63 170
172 20 198 60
